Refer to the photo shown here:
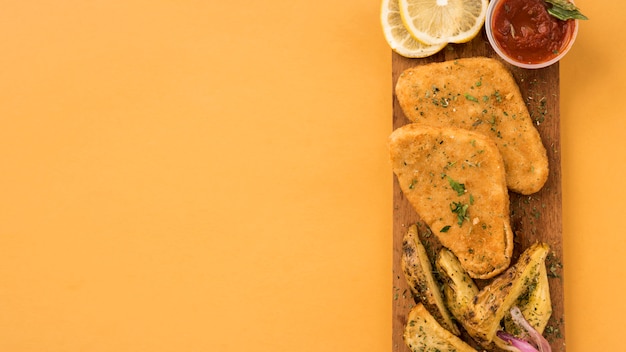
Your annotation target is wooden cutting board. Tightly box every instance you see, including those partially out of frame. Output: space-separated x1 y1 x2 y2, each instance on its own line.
391 32 565 351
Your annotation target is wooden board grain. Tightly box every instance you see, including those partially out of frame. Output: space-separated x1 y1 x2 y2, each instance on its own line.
391 31 565 352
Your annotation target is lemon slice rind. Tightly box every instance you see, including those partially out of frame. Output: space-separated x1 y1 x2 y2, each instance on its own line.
398 0 488 45
381 0 447 58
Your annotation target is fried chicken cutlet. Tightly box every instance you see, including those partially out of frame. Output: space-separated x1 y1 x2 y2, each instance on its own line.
395 57 548 195
389 124 513 279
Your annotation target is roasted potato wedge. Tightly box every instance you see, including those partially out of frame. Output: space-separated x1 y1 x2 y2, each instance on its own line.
404 303 477 352
503 262 552 334
435 248 479 321
402 224 460 335
449 243 550 346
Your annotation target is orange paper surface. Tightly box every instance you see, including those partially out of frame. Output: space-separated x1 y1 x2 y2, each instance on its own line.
0 1 622 351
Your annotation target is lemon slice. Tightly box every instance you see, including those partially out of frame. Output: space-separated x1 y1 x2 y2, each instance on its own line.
399 0 488 45
381 0 447 58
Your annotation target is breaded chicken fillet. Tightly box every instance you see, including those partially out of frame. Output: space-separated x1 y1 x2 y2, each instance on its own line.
389 124 513 279
395 57 548 195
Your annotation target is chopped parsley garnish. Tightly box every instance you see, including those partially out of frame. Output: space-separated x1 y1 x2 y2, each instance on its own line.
447 176 466 196
450 201 470 226
493 90 503 103
464 93 479 102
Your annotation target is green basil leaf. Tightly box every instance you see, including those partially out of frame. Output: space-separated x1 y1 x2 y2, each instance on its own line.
545 0 588 20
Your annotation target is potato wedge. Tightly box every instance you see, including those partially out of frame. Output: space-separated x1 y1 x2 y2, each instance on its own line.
435 248 479 321
442 242 550 346
402 224 460 335
404 303 477 352
503 262 552 335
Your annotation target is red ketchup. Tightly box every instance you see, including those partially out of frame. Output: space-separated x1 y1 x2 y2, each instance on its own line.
491 0 576 64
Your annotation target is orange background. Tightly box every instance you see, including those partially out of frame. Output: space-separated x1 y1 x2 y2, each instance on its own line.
0 0 621 351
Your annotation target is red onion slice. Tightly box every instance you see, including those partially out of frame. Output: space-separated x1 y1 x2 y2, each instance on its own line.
509 306 552 352
496 306 552 352
497 331 540 352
